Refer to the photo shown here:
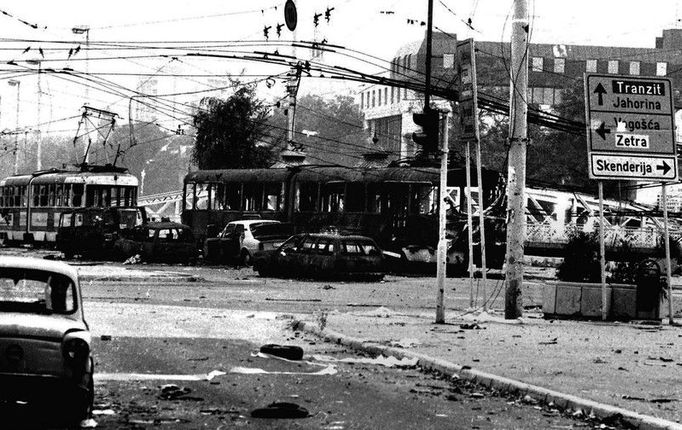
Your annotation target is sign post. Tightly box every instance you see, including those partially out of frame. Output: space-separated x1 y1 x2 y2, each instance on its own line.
584 73 677 322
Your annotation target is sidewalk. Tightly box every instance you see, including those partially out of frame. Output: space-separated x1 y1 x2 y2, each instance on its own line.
295 307 682 429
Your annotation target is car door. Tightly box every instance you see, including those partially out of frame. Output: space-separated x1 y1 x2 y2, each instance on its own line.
308 237 336 278
217 224 237 262
278 234 314 277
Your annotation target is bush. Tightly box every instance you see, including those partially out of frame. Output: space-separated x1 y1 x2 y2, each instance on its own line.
557 231 600 282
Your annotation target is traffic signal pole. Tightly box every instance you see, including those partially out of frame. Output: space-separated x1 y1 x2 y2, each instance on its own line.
504 0 529 319
436 110 449 324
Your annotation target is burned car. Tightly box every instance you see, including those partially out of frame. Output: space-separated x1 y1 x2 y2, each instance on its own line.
56 206 146 259
114 221 198 264
252 233 385 281
0 257 93 425
204 220 294 266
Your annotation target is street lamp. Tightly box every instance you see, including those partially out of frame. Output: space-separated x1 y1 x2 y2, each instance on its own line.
72 25 90 107
26 59 42 170
8 79 20 174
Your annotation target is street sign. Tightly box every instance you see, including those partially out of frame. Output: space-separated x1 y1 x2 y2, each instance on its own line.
455 38 479 142
584 73 677 181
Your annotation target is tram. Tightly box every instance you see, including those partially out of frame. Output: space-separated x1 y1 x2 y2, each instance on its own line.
181 165 507 268
0 165 139 245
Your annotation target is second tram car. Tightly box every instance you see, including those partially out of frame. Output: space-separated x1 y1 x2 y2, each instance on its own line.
182 165 507 268
0 165 139 245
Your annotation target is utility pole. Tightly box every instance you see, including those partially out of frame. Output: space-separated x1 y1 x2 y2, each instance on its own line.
8 80 20 174
504 0 529 319
73 26 90 163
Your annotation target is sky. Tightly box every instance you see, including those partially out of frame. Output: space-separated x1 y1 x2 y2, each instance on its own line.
0 0 681 161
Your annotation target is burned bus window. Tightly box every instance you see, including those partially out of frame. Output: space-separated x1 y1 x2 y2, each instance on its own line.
243 183 263 211
367 184 383 214
264 183 283 211
345 183 365 212
321 182 344 212
410 184 437 214
296 182 318 212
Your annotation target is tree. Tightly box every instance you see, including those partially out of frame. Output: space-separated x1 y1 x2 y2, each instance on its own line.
191 84 277 169
267 94 367 166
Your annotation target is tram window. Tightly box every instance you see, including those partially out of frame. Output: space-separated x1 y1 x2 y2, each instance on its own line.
184 184 195 210
72 184 84 207
367 184 383 214
345 183 365 212
110 187 119 207
243 183 263 211
296 183 318 212
264 183 282 211
60 213 72 228
410 185 437 215
224 183 241 210
195 183 208 209
299 236 317 253
63 185 71 208
47 184 55 206
316 238 335 255
0 187 5 207
55 185 63 207
211 184 225 210
321 182 344 212
39 185 48 207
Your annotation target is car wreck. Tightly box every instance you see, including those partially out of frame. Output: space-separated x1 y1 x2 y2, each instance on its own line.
253 233 385 281
0 257 93 425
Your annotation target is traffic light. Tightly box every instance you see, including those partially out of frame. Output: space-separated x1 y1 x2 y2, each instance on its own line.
412 109 440 153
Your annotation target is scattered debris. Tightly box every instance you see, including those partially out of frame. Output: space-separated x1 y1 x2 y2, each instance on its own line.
538 338 558 345
158 384 202 401
100 335 112 341
92 409 116 416
260 344 304 361
251 402 309 419
593 357 607 364
79 418 98 428
322 284 336 290
123 254 141 265
311 354 418 369
459 323 482 330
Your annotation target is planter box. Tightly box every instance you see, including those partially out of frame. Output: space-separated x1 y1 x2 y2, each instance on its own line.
543 281 644 321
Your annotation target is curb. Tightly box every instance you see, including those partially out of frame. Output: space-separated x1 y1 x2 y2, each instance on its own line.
293 320 682 430
80 275 203 283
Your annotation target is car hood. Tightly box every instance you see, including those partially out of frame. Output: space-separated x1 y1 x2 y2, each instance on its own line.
0 313 87 340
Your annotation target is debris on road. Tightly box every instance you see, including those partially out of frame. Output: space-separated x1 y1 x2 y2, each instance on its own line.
251 402 310 419
259 344 304 360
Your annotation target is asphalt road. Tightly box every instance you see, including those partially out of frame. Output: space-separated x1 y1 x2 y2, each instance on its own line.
0 250 643 428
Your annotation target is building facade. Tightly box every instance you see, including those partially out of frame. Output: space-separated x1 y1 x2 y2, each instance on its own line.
359 29 682 165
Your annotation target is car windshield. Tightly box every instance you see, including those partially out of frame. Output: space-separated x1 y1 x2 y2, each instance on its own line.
0 269 76 314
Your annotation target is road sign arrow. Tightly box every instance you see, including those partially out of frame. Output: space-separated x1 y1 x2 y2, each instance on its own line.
595 122 610 140
657 160 672 175
594 82 607 105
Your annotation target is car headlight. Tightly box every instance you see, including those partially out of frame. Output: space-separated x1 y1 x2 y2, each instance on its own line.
62 337 90 362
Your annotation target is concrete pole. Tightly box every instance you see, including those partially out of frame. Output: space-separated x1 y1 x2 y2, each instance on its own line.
435 110 449 324
504 0 529 319
465 141 475 308
476 138 488 312
598 181 607 321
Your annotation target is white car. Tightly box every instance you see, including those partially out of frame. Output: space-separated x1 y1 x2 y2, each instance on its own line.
0 256 93 426
204 220 294 266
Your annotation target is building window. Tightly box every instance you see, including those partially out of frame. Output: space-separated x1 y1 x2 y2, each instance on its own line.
629 61 640 75
390 87 394 104
372 90 375 107
443 53 454 69
397 87 401 103
586 59 597 72
608 60 619 74
378 89 382 106
657 62 667 76
532 57 543 72
403 55 409 71
360 93 364 109
384 88 388 105
553 58 565 74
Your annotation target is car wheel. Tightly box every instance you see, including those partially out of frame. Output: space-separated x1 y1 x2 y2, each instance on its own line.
241 249 253 266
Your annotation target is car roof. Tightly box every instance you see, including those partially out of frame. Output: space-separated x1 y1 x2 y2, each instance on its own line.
227 220 280 226
0 256 80 280
145 221 191 229
301 233 377 241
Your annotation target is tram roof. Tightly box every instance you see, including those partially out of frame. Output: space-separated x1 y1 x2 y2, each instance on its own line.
185 168 292 184
183 166 503 187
